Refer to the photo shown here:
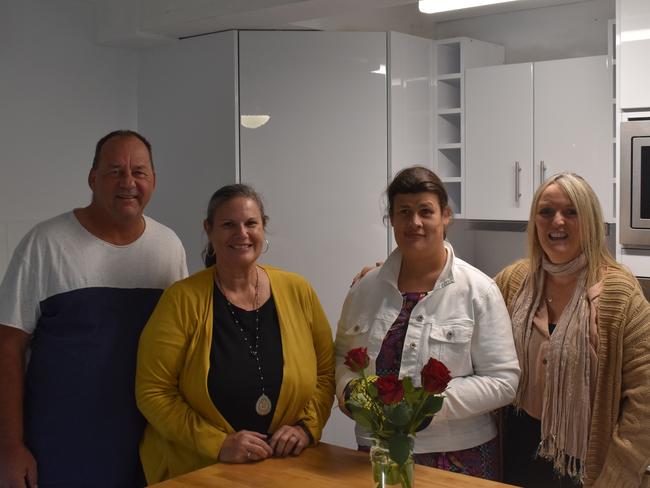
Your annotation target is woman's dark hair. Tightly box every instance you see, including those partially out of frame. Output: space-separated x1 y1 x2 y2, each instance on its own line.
386 166 449 219
202 184 269 267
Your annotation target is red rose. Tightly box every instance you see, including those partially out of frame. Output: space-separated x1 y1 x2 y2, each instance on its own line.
421 358 451 394
375 374 404 404
344 347 370 373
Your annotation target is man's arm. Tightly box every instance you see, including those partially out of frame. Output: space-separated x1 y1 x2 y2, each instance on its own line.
0 324 37 488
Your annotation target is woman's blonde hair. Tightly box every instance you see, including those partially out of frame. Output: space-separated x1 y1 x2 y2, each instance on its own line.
526 172 618 286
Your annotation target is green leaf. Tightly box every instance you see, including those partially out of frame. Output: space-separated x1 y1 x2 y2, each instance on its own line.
387 433 411 466
348 404 377 431
386 403 412 427
345 398 364 410
404 389 419 406
422 394 444 414
367 382 378 399
402 376 414 393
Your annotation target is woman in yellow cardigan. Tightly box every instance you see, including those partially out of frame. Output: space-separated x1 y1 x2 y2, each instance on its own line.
136 184 335 484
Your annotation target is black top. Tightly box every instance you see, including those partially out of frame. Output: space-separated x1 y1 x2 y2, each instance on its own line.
208 286 284 434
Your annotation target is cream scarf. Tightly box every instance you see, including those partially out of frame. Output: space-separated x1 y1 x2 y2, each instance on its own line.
510 254 591 482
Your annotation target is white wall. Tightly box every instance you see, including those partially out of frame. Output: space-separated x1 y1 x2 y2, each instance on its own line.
436 0 614 63
0 0 138 279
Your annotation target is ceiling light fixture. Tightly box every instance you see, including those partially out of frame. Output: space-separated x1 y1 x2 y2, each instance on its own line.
418 0 520 14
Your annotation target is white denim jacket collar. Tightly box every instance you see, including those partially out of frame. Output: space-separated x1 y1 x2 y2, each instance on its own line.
376 240 456 293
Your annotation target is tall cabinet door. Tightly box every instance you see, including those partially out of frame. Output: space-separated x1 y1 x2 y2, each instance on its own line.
238 31 389 448
465 63 534 220
534 56 613 220
139 31 238 272
620 0 650 110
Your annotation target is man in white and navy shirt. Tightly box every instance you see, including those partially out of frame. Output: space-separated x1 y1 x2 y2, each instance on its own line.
0 130 188 488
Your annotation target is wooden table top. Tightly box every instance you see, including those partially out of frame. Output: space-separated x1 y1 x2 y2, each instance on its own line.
149 442 519 488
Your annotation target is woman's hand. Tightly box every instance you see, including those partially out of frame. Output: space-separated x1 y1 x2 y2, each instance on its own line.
338 379 359 418
218 430 273 463
269 425 309 457
351 262 383 287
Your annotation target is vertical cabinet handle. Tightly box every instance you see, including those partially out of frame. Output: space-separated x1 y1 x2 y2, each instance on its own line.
539 160 546 184
515 161 522 203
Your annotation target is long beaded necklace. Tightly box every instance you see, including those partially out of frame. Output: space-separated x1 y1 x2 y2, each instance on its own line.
215 266 272 416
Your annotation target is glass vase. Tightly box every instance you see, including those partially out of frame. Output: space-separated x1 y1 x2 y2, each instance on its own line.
369 440 414 488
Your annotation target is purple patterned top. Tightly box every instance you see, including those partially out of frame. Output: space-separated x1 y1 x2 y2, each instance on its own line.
375 292 427 377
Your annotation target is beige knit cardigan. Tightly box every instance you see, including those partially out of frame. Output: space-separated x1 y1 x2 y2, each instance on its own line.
495 260 650 488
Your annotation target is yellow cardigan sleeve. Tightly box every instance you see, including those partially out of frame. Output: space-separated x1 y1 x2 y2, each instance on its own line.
294 284 335 443
136 283 227 460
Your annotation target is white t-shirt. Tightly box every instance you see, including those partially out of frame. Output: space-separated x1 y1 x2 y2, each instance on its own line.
0 211 188 333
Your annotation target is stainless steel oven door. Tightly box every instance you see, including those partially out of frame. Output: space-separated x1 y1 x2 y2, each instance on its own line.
632 136 650 228
621 120 650 247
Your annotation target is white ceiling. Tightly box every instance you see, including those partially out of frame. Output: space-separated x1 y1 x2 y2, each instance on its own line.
92 0 595 46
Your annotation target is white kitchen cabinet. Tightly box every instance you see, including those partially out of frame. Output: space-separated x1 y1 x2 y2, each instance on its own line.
138 31 239 272
466 56 613 221
390 32 434 176
465 63 534 220
619 0 650 110
534 57 613 219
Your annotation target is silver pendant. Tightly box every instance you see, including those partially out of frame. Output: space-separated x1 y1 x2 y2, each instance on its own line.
255 393 272 416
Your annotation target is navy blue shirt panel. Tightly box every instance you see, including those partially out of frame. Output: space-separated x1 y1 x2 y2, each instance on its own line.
24 287 161 488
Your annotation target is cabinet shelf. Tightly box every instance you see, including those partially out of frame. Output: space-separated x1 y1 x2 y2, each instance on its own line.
437 112 461 145
437 42 461 76
445 181 462 216
437 108 461 115
437 143 461 150
437 77 461 110
438 73 461 81
438 147 461 178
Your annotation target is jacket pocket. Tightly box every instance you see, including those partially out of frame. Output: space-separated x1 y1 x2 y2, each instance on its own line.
341 316 372 336
427 319 474 375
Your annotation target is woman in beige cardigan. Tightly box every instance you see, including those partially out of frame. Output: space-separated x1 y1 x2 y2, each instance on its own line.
495 173 650 488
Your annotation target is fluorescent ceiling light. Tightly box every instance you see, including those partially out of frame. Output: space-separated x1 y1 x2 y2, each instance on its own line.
419 0 519 14
241 115 270 129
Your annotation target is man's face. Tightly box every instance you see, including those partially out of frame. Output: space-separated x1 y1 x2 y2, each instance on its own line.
89 136 155 224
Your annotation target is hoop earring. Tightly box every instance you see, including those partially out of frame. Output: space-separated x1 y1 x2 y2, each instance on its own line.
206 245 215 258
262 239 270 254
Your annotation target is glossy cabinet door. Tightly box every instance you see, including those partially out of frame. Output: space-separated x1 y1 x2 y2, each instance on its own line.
534 56 613 219
390 31 433 176
238 31 389 449
139 31 238 271
465 63 534 220
620 0 650 110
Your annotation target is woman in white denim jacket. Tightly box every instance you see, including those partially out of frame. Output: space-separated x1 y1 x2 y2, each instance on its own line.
335 166 520 480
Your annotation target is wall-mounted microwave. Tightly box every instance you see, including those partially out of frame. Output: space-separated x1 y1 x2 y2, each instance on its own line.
621 119 650 248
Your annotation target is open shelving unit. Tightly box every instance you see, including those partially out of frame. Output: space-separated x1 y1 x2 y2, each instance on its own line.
434 38 505 217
